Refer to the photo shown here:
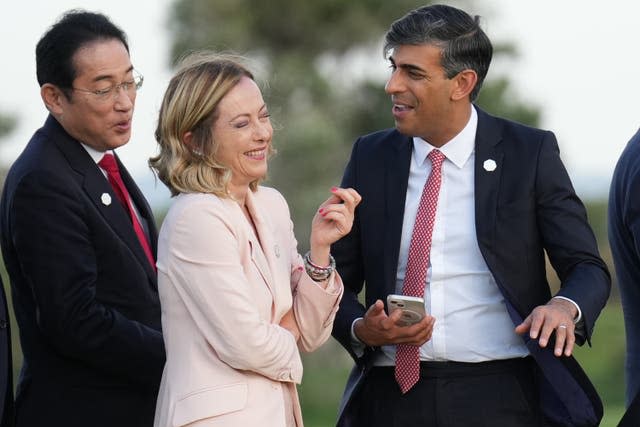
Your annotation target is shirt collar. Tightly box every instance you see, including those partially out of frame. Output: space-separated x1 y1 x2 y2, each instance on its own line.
412 105 478 169
80 142 114 164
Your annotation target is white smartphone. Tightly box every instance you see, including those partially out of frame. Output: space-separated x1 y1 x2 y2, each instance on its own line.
386 294 426 326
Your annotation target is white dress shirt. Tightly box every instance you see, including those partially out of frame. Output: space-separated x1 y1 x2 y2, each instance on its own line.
82 143 147 230
352 107 582 364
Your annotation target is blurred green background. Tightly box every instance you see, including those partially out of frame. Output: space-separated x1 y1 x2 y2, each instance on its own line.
0 0 629 426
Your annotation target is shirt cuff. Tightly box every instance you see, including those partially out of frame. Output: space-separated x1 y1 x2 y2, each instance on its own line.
552 295 582 324
350 317 366 358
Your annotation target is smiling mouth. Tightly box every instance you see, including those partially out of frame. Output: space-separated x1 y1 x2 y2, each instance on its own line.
245 149 266 159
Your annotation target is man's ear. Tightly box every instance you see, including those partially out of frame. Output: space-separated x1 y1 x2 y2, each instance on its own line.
451 70 478 101
40 83 65 116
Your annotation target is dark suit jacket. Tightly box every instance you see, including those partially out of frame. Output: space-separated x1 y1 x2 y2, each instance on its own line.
0 275 13 427
0 115 165 427
332 107 610 427
608 128 640 425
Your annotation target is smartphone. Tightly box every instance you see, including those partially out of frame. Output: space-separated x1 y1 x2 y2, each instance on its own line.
386 294 426 326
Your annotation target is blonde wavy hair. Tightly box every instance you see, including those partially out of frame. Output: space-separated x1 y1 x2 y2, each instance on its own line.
149 52 273 197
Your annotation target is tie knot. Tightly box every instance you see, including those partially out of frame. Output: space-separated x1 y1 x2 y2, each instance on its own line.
98 153 119 174
428 149 445 169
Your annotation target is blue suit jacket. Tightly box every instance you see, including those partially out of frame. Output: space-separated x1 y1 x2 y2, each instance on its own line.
0 274 13 427
0 116 165 427
332 107 610 427
608 128 640 422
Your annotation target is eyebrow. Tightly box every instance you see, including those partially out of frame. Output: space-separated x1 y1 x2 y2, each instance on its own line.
228 104 269 123
91 65 134 83
389 57 426 74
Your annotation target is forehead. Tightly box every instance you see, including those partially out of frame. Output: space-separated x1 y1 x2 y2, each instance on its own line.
217 76 265 116
390 44 444 70
71 38 132 82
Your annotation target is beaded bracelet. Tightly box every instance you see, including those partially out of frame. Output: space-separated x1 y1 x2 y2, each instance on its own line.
303 251 335 282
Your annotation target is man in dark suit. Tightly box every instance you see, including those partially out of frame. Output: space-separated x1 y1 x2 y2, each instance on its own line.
0 11 164 427
331 5 610 427
0 275 13 427
609 129 640 426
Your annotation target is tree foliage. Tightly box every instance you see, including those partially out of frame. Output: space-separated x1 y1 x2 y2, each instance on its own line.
0 113 16 140
167 0 540 249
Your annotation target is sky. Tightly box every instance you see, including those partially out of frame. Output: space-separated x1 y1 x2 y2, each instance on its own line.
1 0 638 206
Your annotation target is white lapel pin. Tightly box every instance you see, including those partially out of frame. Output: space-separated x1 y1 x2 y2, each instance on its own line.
101 193 112 206
483 159 497 172
274 244 280 258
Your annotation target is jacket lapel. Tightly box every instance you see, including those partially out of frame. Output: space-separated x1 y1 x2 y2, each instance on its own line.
384 133 412 294
243 192 277 302
473 107 504 254
84 165 157 283
47 116 157 284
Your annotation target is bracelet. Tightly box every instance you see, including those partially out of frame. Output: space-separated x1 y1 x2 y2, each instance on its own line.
303 251 335 282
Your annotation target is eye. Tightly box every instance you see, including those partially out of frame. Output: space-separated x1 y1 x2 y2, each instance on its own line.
233 121 249 129
93 87 113 97
121 80 135 91
408 71 424 80
259 113 271 121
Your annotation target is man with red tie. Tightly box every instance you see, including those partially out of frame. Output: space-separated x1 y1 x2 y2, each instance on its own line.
0 10 164 427
331 4 610 427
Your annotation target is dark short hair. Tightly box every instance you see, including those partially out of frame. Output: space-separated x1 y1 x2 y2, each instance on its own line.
36 10 129 95
384 4 492 101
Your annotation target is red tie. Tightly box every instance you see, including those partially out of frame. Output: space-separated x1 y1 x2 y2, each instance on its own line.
98 153 156 270
395 149 445 394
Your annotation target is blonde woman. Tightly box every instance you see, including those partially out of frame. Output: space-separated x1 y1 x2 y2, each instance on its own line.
150 52 360 427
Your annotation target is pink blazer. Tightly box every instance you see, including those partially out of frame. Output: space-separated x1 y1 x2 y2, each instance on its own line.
153 187 343 427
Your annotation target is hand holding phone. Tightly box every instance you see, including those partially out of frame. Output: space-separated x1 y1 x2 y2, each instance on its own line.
387 294 426 326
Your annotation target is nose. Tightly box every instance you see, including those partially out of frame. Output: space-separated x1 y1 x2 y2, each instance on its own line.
385 70 403 95
254 119 273 142
114 86 134 111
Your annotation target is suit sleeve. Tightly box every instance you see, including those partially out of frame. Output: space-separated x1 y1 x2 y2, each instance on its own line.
331 138 369 360
535 133 610 342
163 199 304 383
9 170 164 386
269 190 345 353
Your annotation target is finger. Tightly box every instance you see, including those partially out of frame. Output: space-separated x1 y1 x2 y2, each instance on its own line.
537 317 558 348
366 300 385 318
528 311 545 340
398 315 435 345
331 187 361 209
564 325 576 357
514 316 532 335
414 316 435 343
341 188 362 208
554 324 567 356
387 306 404 325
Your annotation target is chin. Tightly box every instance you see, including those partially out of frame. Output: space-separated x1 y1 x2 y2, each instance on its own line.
395 124 415 137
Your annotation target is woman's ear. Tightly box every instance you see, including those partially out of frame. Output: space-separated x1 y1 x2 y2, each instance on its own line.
182 131 203 156
181 131 193 148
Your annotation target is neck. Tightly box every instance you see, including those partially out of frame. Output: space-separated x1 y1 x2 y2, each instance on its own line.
429 103 473 147
227 184 249 207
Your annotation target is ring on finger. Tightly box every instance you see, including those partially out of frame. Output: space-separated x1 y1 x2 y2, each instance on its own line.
558 324 567 329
